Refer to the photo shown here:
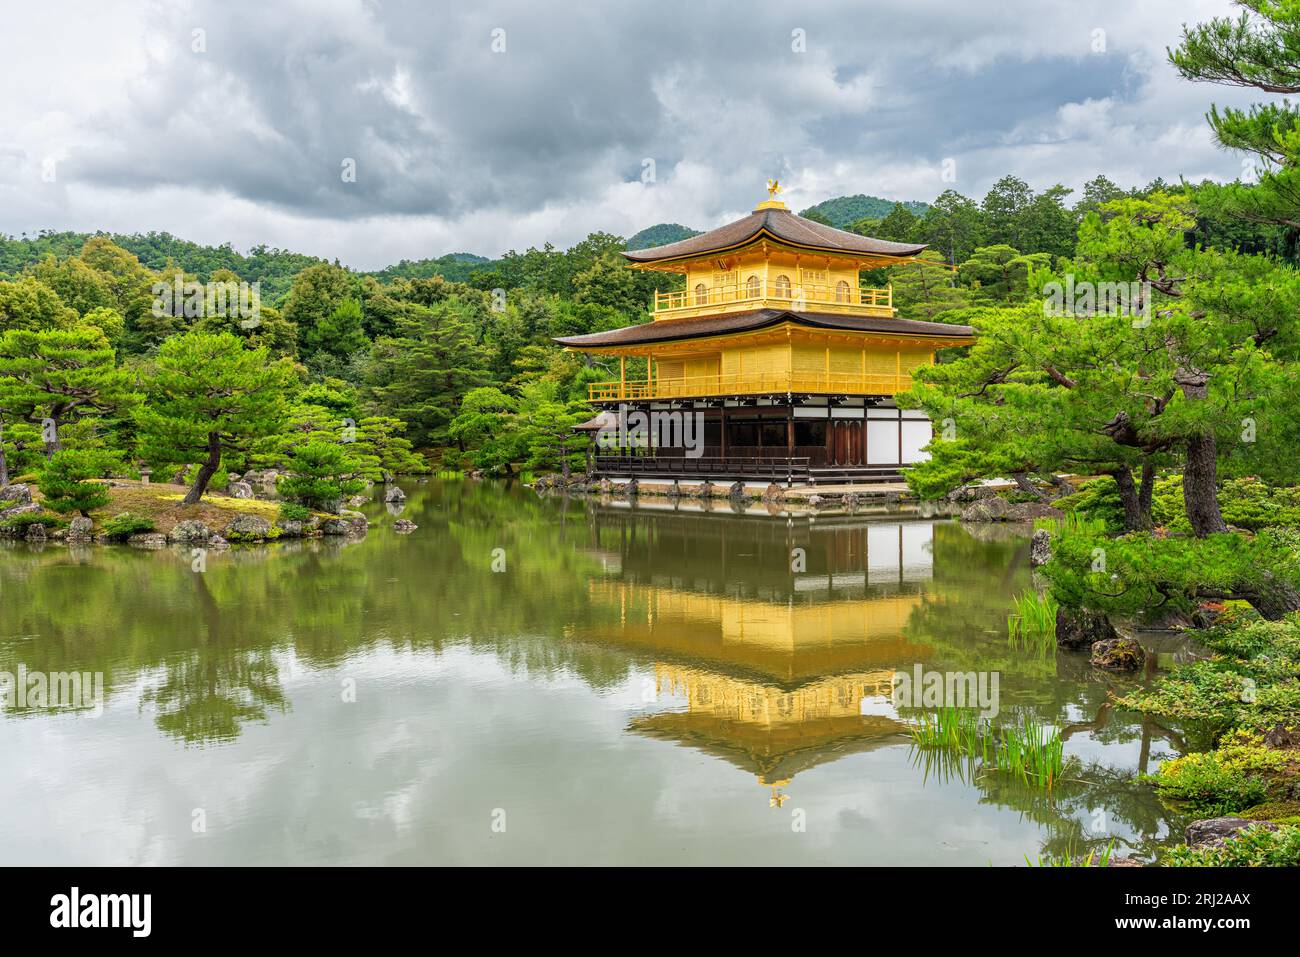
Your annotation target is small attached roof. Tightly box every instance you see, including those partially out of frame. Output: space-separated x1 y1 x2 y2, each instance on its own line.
622 205 927 264
554 309 974 349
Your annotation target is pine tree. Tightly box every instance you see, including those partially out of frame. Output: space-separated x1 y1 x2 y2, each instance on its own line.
137 332 293 505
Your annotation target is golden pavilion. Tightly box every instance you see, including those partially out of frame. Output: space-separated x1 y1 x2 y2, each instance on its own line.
555 182 975 483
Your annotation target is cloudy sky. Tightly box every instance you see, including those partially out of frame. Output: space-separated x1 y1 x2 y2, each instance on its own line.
0 0 1261 269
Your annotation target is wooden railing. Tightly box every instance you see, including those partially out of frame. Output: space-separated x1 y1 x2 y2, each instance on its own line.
588 370 912 402
592 454 812 481
655 281 892 315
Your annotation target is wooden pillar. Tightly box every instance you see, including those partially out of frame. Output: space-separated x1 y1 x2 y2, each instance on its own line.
720 405 728 459
619 356 626 399
786 405 795 455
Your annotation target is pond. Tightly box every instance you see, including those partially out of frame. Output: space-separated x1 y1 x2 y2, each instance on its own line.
0 479 1193 865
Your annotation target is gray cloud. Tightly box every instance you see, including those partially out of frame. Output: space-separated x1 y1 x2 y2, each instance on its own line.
0 0 1262 267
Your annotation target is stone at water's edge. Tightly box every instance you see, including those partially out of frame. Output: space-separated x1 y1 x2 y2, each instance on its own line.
167 519 212 545
621 478 639 498
127 533 167 549
1056 606 1119 649
961 497 1064 523
1029 528 1053 567
762 483 784 505
67 517 94 543
384 485 406 504
393 519 418 533
1186 817 1279 849
224 514 272 542
1090 637 1144 671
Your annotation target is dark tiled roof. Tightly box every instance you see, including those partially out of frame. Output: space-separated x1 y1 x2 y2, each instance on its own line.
554 309 974 348
622 207 927 263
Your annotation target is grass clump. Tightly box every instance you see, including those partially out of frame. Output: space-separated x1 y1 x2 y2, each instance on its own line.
1026 840 1117 867
909 708 1065 790
1007 590 1059 653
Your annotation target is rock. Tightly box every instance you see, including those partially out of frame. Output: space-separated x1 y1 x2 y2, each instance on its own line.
393 519 418 533
1263 724 1299 749
620 478 639 498
340 509 369 532
241 469 281 499
728 481 746 501
346 494 370 509
1 502 42 522
598 478 614 495
1090 637 1144 671
948 484 997 503
320 517 352 535
126 533 167 549
207 534 229 550
806 494 823 508
1056 606 1119 649
67 516 94 543
167 519 212 546
224 514 272 542
226 481 254 499
0 483 33 507
1185 817 1279 849
762 483 784 505
384 485 406 504
697 481 714 499
843 492 861 511
1006 501 1064 522
226 473 242 483
1105 856 1143 868
278 519 304 538
960 497 1011 523
1029 529 1053 567
25 522 47 542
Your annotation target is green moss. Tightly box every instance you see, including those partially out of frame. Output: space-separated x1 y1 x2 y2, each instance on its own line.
1241 801 1300 824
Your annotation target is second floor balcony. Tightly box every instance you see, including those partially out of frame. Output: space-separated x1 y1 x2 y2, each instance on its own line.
588 370 913 402
654 280 894 320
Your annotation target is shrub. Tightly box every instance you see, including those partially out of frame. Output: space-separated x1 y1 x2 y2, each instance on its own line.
1147 749 1270 816
278 503 312 522
276 440 367 513
1163 824 1300 866
37 449 119 517
1052 477 1125 532
0 512 65 532
100 513 156 541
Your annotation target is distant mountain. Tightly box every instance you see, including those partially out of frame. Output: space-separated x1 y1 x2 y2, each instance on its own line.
798 195 929 229
626 223 701 251
369 252 494 283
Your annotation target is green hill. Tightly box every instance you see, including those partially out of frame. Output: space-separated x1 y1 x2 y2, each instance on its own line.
625 223 701 251
798 195 929 229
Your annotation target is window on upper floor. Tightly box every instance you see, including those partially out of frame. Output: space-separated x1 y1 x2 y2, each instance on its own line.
836 280 851 303
745 275 761 298
693 282 708 305
774 274 792 297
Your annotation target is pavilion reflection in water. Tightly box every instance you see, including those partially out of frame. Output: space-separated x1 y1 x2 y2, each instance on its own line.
576 507 941 803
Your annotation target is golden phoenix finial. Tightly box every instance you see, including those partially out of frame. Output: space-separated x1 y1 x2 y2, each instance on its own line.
767 178 782 199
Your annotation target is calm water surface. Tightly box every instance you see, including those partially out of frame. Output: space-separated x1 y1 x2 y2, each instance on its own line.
0 480 1192 865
